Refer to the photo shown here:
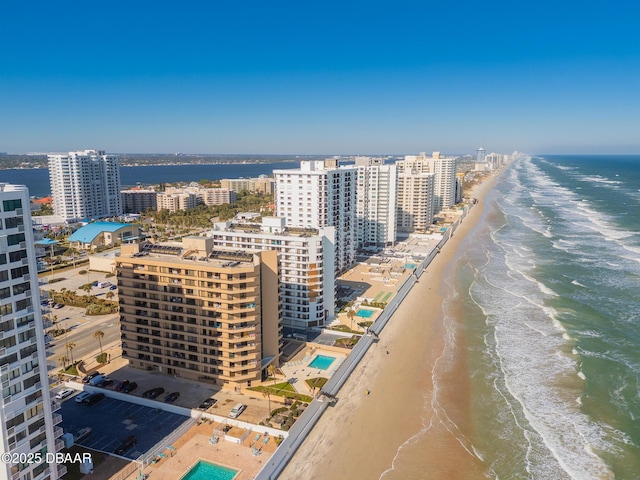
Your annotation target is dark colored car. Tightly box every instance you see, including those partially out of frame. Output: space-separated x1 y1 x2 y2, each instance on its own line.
122 382 137 394
95 378 113 388
164 392 180 403
198 398 217 410
82 392 105 406
109 285 117 290
143 387 165 399
114 380 129 392
114 435 137 455
82 372 102 384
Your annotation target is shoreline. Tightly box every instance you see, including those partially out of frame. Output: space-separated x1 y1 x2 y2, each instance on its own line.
279 172 502 480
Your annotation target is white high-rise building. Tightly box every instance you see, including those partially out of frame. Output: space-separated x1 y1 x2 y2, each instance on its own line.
354 157 397 248
0 184 63 480
48 150 122 222
210 217 335 328
274 160 357 273
396 160 435 233
476 147 486 163
399 152 457 214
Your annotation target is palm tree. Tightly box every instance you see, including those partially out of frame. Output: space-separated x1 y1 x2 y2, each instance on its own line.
347 308 356 331
94 330 105 354
58 355 68 370
81 284 92 295
66 342 76 364
106 291 115 301
267 364 278 395
262 389 272 418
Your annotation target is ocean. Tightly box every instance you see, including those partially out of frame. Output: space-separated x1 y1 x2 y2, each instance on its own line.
0 162 300 197
433 155 640 479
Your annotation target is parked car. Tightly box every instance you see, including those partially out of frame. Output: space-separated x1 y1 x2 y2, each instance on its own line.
143 387 165 399
95 378 114 388
164 392 180 403
229 403 247 419
55 388 74 400
82 372 102 384
114 380 129 392
88 374 109 386
122 382 137 393
75 427 92 443
109 285 117 290
75 392 92 403
114 435 137 455
82 392 105 406
198 398 217 410
53 303 63 309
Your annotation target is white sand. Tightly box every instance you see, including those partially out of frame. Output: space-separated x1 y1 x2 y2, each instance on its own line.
279 175 500 480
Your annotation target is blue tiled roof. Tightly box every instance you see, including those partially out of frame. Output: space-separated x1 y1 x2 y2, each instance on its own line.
68 222 134 244
36 238 58 245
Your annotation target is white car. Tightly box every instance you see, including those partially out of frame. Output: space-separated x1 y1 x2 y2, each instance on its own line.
229 403 247 419
55 389 74 400
75 392 92 403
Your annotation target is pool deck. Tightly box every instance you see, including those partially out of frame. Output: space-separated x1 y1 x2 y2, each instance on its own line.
124 421 275 480
280 347 347 395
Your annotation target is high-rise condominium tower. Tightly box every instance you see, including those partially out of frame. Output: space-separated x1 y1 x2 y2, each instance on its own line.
1 184 63 480
398 152 457 214
210 217 335 329
274 160 357 273
48 150 122 222
354 157 397 248
116 237 281 389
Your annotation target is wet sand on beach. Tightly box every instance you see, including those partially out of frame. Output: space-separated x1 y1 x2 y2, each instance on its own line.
279 175 499 480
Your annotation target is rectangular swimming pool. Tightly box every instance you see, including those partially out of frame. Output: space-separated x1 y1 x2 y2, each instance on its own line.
180 460 238 480
309 355 336 370
356 308 375 318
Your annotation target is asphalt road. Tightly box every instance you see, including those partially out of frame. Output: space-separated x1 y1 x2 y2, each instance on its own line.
47 307 120 367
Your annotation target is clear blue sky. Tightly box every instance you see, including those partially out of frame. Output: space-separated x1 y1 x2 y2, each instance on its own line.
2 1 639 155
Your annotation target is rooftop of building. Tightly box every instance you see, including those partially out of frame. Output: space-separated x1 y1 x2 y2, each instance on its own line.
68 222 136 243
118 240 259 269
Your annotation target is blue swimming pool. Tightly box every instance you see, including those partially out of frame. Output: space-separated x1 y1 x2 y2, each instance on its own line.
180 460 238 480
309 355 336 370
404 263 416 269
356 308 375 318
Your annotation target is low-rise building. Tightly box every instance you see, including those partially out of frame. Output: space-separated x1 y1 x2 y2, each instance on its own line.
68 222 140 250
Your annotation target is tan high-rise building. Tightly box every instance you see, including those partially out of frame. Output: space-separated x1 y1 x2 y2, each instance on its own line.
116 237 281 389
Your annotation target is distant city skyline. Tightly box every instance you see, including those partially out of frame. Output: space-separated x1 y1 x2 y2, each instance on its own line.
2 1 639 155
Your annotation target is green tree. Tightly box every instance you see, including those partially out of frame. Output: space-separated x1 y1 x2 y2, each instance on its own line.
66 342 76 364
347 308 356 331
58 355 68 370
94 330 105 354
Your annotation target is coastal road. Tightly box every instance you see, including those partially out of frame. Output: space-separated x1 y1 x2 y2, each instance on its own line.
47 313 120 367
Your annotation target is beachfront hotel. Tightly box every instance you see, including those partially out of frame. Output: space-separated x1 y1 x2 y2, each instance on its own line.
274 160 357 273
398 152 457 214
354 157 398 248
48 150 122 222
0 184 63 480
209 217 336 329
115 237 282 389
396 160 436 233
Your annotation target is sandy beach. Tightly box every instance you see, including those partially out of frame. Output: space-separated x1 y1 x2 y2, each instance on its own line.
279 174 500 480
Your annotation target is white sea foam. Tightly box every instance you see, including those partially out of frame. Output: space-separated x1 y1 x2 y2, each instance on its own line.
571 280 587 288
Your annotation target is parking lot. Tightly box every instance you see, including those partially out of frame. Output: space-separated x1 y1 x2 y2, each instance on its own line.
59 392 190 459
